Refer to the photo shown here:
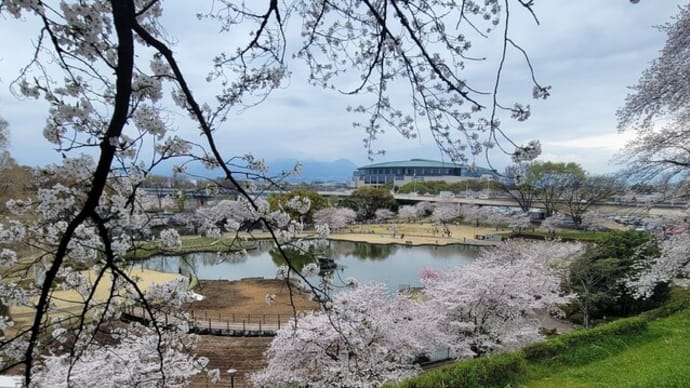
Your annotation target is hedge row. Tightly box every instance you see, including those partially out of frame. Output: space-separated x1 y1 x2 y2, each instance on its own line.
522 316 647 361
394 288 690 388
397 311 668 387
395 352 525 388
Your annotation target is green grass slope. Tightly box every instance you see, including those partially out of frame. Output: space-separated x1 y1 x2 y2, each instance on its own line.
521 308 690 388
395 288 690 388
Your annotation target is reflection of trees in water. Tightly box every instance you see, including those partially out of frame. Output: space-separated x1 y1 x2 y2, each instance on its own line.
252 239 275 256
323 241 396 261
423 244 484 260
324 240 481 261
269 247 319 273
351 242 395 260
168 252 250 280
186 251 249 266
145 240 480 282
143 255 180 273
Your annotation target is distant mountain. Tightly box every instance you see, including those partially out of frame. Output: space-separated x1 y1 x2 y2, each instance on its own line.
151 158 358 183
268 158 358 183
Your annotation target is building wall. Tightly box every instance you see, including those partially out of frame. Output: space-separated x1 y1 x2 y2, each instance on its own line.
352 166 474 188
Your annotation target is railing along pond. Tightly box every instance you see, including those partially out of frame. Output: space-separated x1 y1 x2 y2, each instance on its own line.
123 306 304 336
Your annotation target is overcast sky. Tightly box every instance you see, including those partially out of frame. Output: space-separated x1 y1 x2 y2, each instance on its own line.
0 1 686 174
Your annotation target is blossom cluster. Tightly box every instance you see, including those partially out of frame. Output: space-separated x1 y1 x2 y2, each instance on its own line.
255 240 584 387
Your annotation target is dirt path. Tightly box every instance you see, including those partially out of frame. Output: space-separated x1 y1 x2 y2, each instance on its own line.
243 222 502 247
329 222 500 246
186 278 318 319
190 336 273 388
185 279 318 387
9 268 184 335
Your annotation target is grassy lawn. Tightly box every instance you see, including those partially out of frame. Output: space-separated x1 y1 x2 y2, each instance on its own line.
519 308 690 387
132 223 502 259
127 234 255 260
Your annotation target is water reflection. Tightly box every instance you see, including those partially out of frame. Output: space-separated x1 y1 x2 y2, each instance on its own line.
269 247 314 272
345 242 395 260
142 240 481 288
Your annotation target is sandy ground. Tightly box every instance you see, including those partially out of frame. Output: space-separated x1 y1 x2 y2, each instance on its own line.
186 279 317 388
244 222 502 246
191 336 273 388
9 268 184 334
330 222 501 245
185 278 318 321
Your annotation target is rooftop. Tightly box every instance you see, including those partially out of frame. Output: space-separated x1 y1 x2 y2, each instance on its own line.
359 159 466 169
358 159 496 175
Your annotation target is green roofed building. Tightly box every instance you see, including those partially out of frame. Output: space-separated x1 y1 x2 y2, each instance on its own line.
352 158 497 187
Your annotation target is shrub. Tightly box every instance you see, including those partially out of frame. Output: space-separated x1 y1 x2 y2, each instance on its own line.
523 338 567 362
641 287 690 320
397 352 525 388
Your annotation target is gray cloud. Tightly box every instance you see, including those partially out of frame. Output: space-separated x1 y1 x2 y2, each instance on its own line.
0 1 685 175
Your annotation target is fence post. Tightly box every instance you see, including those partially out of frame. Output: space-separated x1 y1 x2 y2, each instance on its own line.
226 320 229 330
208 318 211 330
243 320 246 331
259 321 262 332
263 314 266 324
232 313 235 322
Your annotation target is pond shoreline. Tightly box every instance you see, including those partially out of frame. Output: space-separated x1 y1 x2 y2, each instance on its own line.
130 223 501 260
140 239 481 286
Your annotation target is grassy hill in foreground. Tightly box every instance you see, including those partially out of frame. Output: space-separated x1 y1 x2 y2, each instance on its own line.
394 288 690 388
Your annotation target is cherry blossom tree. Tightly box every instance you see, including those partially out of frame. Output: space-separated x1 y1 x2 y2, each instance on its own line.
139 193 176 213
540 213 567 233
506 212 532 232
617 3 690 181
0 0 551 384
251 284 438 388
626 234 690 300
374 208 395 223
415 201 435 217
192 198 271 238
313 207 357 232
423 240 583 356
32 327 212 388
483 210 510 230
255 240 584 387
398 205 419 223
432 203 460 225
459 204 485 227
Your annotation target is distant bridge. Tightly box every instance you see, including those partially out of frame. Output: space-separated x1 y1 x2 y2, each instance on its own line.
141 187 686 217
319 191 687 216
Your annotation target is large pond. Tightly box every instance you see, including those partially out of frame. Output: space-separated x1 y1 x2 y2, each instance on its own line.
142 240 482 289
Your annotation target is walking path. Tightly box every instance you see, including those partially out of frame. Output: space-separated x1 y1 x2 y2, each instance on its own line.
124 306 297 336
244 222 503 247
